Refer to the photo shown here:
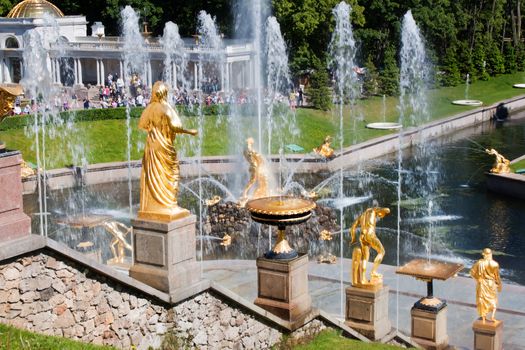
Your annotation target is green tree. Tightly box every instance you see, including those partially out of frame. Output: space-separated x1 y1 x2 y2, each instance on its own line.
0 0 15 16
307 65 332 110
503 42 518 74
362 55 379 96
438 47 462 87
379 45 399 96
472 43 490 81
485 40 505 76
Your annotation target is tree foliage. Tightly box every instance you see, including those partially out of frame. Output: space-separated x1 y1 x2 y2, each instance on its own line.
307 65 332 111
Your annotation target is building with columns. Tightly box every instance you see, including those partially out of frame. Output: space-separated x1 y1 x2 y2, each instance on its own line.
0 0 256 92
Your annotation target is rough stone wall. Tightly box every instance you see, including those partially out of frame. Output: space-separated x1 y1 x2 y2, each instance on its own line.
0 251 329 349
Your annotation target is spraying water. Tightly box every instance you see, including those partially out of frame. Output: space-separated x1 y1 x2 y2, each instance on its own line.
465 73 470 100
328 1 359 318
161 21 187 101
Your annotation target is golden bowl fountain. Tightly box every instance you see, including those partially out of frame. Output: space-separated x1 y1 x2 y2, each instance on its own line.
246 196 316 259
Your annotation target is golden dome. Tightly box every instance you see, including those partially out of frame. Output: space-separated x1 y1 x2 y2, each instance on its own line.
7 0 64 19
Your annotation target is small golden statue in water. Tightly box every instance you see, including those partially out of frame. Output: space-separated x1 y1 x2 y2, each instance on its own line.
485 148 511 174
313 135 335 159
103 221 133 265
350 207 390 287
138 81 197 221
470 248 502 323
205 195 222 207
320 229 333 241
239 137 268 207
220 233 232 247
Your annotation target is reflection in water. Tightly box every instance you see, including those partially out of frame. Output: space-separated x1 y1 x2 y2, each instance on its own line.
488 199 510 252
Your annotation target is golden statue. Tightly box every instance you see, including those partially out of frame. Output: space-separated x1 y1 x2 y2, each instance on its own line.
470 248 502 322
320 229 333 241
0 85 23 122
350 207 390 287
313 135 335 159
485 148 510 174
102 221 133 265
138 81 197 221
239 137 268 207
220 233 232 247
205 195 222 207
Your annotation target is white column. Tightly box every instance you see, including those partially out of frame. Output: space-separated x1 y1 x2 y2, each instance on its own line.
19 59 23 82
220 63 224 92
96 59 100 86
119 60 123 81
78 59 83 85
193 62 198 89
0 58 4 83
73 58 78 85
147 61 152 87
100 59 105 86
172 63 177 89
55 59 60 84
225 62 229 91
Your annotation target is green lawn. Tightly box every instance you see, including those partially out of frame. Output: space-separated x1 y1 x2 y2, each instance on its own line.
290 330 406 350
0 323 114 350
2 72 525 169
510 159 525 172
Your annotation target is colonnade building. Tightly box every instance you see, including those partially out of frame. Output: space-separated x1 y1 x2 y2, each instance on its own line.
0 0 256 92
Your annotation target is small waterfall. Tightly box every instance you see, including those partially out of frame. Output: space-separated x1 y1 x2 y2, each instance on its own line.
465 73 470 100
328 1 360 318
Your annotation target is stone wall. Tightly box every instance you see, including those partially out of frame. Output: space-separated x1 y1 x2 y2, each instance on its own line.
0 250 329 349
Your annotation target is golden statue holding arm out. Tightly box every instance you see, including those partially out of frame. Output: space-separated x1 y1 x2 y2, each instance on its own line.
138 81 197 221
350 207 390 287
470 248 502 323
485 148 510 174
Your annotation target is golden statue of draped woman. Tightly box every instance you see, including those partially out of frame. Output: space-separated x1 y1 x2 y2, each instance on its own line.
485 148 510 174
239 137 268 207
350 207 390 288
470 248 502 322
138 81 197 221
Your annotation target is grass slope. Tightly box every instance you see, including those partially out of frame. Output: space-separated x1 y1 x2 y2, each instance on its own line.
0 323 114 350
290 330 406 350
2 72 525 168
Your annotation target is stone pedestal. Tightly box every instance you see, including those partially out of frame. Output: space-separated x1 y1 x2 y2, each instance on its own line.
129 214 200 294
411 306 449 350
473 319 503 350
345 285 391 340
0 151 31 241
254 254 311 323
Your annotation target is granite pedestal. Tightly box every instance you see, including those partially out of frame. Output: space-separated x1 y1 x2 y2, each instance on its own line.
254 253 311 323
129 214 200 294
473 319 503 350
411 306 449 350
345 285 391 340
0 151 31 241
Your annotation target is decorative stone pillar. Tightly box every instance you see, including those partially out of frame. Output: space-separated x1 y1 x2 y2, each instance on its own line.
0 151 31 241
100 59 105 86
96 59 100 86
254 254 312 324
345 285 391 340
77 59 83 85
473 320 503 350
119 60 124 81
193 62 198 89
129 215 201 296
73 59 78 85
411 306 448 350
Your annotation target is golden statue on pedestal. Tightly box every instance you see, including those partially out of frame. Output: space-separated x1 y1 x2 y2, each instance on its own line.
350 207 390 288
470 248 502 323
239 137 268 207
313 135 335 159
103 221 133 265
485 148 510 174
138 81 197 221
0 85 23 122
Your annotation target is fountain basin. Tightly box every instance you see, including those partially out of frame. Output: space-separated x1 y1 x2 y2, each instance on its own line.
513 84 525 88
246 196 316 259
452 99 483 107
366 122 402 130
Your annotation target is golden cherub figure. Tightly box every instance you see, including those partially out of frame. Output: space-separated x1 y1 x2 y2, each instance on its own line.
220 233 232 247
313 135 335 159
470 248 502 323
103 221 133 265
239 137 268 207
485 148 510 174
350 207 390 287
138 81 197 221
320 229 333 241
205 195 222 206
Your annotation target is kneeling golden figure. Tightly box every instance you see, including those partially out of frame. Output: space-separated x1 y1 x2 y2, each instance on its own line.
349 207 390 288
138 81 197 221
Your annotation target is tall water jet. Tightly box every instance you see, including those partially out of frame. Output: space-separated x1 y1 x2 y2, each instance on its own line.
328 1 359 317
264 16 295 156
161 21 187 101
197 10 223 273
121 6 148 220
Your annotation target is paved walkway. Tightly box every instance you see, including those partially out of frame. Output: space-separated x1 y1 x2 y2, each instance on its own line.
202 259 525 350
